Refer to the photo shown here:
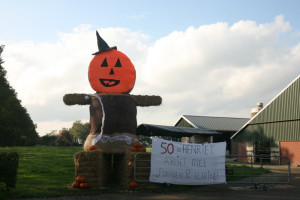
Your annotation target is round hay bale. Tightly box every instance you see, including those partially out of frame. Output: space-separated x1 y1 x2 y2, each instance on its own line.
84 133 137 153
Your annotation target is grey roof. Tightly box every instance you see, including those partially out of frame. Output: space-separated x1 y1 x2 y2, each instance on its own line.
137 124 221 138
53 135 72 145
178 115 250 132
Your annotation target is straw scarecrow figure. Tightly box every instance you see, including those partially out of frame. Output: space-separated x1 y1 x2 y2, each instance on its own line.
64 31 161 187
63 31 161 152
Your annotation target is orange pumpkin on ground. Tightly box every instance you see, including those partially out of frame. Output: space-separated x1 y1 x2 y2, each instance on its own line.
138 147 146 152
80 182 89 189
130 147 137 152
72 182 80 188
129 181 138 188
133 142 142 148
76 176 85 183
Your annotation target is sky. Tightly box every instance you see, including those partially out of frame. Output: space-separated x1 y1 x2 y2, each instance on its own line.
1 0 300 136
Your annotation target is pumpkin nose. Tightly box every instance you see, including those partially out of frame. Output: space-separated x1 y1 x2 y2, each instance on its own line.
110 69 114 75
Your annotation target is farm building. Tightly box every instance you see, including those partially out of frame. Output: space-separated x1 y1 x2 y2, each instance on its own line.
231 75 300 165
53 135 73 146
175 115 249 154
136 123 222 142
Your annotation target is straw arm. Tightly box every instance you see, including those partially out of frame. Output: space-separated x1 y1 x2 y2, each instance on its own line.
131 95 162 107
63 93 91 105
63 93 162 106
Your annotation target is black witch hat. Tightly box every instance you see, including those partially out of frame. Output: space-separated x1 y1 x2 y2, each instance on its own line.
92 31 117 55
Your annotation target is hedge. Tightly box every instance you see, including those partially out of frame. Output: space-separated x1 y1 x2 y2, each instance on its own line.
0 152 19 190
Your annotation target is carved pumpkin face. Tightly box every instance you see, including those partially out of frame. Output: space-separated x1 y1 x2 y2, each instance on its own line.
88 49 136 93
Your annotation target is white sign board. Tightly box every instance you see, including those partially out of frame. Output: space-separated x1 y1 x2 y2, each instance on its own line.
149 138 226 185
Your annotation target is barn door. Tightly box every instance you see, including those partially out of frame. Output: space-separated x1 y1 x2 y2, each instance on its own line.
254 141 271 163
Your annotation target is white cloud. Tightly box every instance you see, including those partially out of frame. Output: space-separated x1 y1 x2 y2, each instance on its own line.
137 15 299 121
2 15 300 136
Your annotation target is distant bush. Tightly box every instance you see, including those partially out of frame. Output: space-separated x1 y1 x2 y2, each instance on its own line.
0 152 19 190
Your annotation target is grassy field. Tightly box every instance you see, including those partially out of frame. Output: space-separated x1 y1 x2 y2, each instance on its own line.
0 146 88 199
0 146 190 199
0 146 269 199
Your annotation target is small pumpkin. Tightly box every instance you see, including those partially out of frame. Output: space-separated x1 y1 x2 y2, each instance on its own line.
76 176 85 183
72 181 80 188
138 147 146 152
88 145 98 151
130 147 137 152
80 182 89 189
133 142 142 148
129 181 138 188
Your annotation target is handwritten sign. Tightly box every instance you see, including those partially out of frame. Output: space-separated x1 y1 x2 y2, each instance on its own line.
149 138 226 185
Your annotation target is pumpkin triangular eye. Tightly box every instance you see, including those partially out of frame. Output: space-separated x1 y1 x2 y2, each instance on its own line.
101 58 108 67
114 58 122 67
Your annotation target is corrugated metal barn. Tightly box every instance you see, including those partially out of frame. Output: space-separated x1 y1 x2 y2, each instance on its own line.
175 115 249 154
231 75 300 165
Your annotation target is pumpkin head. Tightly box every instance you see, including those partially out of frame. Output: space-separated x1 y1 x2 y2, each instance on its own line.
89 31 136 93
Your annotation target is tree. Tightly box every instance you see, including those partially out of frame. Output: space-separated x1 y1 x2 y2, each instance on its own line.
39 130 58 145
58 128 73 143
69 121 90 144
138 135 152 147
0 45 39 146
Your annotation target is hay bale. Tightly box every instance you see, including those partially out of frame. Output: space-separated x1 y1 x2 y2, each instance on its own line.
112 152 136 187
131 95 162 107
74 150 111 188
63 93 91 105
89 95 137 135
74 150 137 188
63 93 162 107
84 132 137 153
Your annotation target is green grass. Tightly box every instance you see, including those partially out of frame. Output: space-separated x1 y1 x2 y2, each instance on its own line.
0 146 184 199
226 164 270 181
0 146 92 199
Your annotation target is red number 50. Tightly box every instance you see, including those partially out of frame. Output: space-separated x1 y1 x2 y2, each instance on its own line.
160 142 174 154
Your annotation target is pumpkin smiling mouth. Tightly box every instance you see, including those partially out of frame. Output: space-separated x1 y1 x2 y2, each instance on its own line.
100 79 120 87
